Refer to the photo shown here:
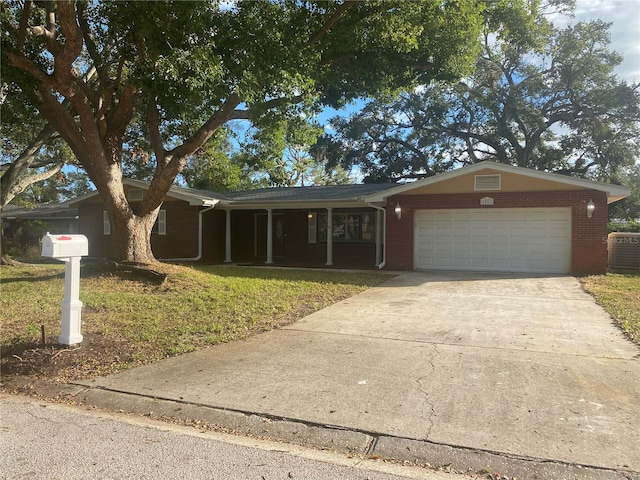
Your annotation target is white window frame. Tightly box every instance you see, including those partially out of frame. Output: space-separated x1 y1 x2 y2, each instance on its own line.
153 210 167 236
103 211 111 235
308 212 317 244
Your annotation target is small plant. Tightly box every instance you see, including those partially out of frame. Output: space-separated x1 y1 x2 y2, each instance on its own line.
26 323 39 337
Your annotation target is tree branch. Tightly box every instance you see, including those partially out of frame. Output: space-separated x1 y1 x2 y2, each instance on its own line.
147 102 166 168
3 162 64 206
166 94 243 163
76 1 105 85
377 136 433 174
307 1 355 45
0 124 57 207
16 0 32 52
52 1 84 87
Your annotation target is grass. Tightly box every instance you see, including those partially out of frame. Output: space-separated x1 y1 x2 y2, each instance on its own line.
0 262 390 381
580 273 640 345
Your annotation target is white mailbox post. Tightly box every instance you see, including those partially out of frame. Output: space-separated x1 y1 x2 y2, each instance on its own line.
41 233 89 346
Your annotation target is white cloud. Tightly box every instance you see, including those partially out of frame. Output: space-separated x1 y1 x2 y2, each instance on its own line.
553 0 640 83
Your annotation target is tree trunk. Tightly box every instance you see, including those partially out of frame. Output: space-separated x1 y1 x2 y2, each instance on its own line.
0 209 22 266
107 205 159 264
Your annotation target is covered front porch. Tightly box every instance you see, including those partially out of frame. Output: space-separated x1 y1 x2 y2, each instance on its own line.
218 205 387 269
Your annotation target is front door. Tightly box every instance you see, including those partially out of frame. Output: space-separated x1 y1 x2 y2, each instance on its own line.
255 213 285 259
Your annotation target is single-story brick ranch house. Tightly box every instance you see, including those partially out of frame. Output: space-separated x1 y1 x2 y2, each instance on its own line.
68 162 630 275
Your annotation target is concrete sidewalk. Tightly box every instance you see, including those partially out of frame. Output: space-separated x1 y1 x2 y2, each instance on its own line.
71 271 639 479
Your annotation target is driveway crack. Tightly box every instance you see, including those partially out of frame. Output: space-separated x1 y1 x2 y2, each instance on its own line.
416 344 439 441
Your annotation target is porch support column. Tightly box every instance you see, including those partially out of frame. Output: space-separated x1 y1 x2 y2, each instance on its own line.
224 209 232 263
375 208 383 266
266 208 274 264
325 207 333 266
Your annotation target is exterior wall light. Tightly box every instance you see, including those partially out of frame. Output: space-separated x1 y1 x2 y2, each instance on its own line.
394 203 402 220
587 199 595 219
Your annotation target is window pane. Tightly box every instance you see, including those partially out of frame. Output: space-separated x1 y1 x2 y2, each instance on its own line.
316 212 375 243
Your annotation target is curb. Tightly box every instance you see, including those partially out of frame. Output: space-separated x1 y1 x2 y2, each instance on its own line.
5 378 637 480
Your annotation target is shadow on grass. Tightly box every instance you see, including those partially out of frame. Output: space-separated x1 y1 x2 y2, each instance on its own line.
193 264 391 286
0 272 65 285
79 261 167 285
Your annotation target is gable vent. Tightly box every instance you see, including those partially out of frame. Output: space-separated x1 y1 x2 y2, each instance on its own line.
475 174 501 191
127 189 144 201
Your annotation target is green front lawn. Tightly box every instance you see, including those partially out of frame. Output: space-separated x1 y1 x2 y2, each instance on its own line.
581 273 640 345
0 262 390 381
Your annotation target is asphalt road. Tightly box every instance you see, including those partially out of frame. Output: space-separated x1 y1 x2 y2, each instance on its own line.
0 394 471 480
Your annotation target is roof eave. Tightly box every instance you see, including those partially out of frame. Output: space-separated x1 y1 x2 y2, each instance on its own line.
217 199 374 210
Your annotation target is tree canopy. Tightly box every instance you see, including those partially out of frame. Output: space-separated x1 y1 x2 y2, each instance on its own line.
316 16 640 183
2 0 496 262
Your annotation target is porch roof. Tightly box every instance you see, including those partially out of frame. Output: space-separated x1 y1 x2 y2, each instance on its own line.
219 183 394 209
2 202 78 220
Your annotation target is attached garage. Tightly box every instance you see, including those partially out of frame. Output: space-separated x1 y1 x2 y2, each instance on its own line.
371 162 631 276
414 208 571 274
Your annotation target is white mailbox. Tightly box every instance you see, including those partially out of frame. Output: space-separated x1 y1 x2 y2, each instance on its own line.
41 233 88 346
41 233 88 258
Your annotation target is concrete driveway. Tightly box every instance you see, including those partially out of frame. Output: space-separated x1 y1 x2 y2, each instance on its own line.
81 271 640 476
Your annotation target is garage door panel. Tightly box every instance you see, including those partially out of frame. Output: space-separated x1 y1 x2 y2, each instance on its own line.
415 208 571 274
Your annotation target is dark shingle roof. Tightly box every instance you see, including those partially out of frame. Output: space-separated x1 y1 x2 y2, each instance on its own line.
225 184 395 203
2 202 78 220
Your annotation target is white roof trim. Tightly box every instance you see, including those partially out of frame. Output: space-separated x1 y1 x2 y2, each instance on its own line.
363 161 631 204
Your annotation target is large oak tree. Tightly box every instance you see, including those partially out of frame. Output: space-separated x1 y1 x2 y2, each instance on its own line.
2 0 495 263
315 16 640 183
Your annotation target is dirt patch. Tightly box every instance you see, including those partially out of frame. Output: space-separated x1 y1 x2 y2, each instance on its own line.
1 333 142 384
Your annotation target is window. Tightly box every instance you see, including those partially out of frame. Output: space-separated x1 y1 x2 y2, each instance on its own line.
317 212 375 243
475 174 501 190
103 211 111 235
152 210 166 235
308 212 317 244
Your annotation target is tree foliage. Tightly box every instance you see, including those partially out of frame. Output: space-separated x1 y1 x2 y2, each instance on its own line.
2 0 489 262
0 77 80 264
318 15 640 183
180 129 248 192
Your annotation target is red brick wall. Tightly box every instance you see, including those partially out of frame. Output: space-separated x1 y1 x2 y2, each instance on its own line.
78 201 213 261
201 210 226 263
78 203 111 258
385 190 608 275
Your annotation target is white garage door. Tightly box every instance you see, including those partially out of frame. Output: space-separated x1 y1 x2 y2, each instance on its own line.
415 208 571 274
